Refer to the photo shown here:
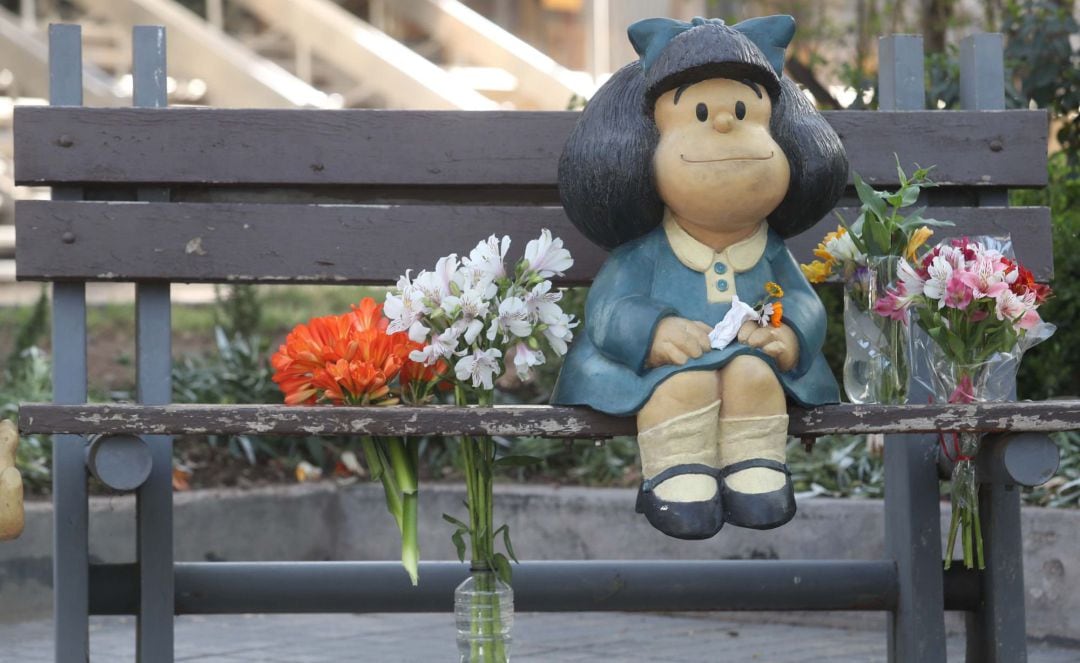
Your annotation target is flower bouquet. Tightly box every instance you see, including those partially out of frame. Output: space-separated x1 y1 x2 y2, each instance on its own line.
877 236 1054 569
270 297 449 585
385 229 576 663
801 162 949 404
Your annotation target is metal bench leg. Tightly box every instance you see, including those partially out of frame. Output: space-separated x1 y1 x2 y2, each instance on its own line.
878 34 948 663
48 25 90 663
957 33 1028 663
132 26 175 663
966 482 1026 663
885 434 948 663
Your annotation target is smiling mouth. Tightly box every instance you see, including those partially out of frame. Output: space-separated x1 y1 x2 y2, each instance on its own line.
680 151 775 164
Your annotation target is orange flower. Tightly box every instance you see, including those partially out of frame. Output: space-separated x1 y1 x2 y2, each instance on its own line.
769 301 784 328
271 297 415 406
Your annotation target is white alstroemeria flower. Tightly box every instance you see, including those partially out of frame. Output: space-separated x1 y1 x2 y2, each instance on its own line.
453 265 499 305
443 287 492 341
523 229 574 278
407 320 430 343
922 255 954 303
994 289 1034 323
487 296 532 342
455 347 503 390
448 317 484 346
510 341 546 380
413 255 459 307
524 280 564 324
936 245 966 271
708 296 758 350
542 312 577 355
463 234 510 280
384 274 428 336
409 325 462 365
897 258 925 298
825 230 863 263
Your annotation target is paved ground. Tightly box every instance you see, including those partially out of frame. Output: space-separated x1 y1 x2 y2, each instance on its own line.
2 613 1078 662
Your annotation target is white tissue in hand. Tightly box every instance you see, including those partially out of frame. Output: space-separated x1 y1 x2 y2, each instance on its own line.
708 296 759 350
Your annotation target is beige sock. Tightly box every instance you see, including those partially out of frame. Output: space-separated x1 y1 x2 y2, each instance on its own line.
717 414 790 495
0 421 23 541
637 401 721 502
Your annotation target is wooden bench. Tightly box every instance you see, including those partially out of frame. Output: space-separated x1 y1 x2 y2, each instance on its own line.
13 24 1080 663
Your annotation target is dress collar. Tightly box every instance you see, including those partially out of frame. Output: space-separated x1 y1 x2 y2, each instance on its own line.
662 213 769 273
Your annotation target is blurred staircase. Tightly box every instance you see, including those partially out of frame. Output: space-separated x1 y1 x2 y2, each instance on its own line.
0 0 595 286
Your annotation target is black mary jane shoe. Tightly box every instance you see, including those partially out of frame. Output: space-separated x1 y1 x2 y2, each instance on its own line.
720 458 796 530
634 463 724 540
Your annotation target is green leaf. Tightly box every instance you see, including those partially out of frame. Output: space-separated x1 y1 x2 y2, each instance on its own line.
442 513 469 530
862 214 891 255
451 529 467 563
494 455 543 468
501 525 519 563
492 552 513 585
900 184 921 207
854 173 889 218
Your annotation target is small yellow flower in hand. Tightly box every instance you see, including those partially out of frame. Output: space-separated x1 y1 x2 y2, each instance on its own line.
765 282 784 298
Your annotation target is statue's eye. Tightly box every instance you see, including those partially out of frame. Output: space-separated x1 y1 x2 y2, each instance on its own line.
735 101 746 120
695 103 708 122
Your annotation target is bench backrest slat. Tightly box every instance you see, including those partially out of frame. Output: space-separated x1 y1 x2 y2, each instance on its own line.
14 107 1049 188
15 201 1052 283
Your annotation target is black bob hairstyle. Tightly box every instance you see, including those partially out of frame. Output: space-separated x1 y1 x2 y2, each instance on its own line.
558 21 849 250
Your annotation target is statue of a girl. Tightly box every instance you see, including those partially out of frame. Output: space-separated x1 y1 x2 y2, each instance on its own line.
552 16 848 539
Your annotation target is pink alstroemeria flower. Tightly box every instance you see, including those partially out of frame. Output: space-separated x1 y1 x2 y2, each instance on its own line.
873 288 909 322
959 254 1009 298
942 272 974 309
1018 309 1042 331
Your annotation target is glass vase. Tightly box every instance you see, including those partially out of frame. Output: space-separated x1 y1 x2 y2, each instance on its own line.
455 567 514 663
842 256 909 404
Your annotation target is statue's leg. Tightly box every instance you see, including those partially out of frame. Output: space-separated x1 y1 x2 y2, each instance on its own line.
634 370 724 539
716 355 795 529
0 420 24 541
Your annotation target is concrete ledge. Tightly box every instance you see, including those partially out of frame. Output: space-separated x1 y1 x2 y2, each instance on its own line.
0 483 1077 641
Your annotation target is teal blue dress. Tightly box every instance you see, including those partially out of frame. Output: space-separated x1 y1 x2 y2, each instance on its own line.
551 223 839 415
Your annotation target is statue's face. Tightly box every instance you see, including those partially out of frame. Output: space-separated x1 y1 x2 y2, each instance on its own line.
653 78 790 237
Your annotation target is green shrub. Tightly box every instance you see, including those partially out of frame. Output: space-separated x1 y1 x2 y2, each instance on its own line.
1013 153 1080 399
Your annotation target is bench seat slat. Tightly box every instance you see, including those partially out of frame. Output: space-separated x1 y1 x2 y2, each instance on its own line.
18 401 1080 437
13 108 1049 188
14 202 1053 283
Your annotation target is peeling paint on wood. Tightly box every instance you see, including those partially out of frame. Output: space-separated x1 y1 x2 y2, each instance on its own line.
16 402 1080 438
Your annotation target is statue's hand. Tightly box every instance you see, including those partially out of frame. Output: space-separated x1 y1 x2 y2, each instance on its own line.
737 321 799 372
646 317 713 368
0 420 24 541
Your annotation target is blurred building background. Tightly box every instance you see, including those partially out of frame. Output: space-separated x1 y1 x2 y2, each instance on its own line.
0 0 1077 285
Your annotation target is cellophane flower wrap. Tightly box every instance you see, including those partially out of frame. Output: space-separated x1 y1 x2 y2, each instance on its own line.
385 229 576 663
270 297 450 585
877 235 1055 569
800 163 950 404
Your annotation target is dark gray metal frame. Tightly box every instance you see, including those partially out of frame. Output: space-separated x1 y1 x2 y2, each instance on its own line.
15 26 1075 663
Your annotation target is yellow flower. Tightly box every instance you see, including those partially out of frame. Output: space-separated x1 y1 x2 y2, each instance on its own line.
800 260 834 284
813 245 835 262
765 281 784 298
904 226 934 261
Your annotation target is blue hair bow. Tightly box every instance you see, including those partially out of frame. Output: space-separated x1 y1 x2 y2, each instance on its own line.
628 15 795 76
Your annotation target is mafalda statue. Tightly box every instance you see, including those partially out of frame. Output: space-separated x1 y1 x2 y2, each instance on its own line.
552 16 847 539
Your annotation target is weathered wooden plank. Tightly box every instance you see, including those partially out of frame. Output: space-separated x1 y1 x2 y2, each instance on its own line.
17 401 1080 438
14 202 1053 284
13 107 1048 188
